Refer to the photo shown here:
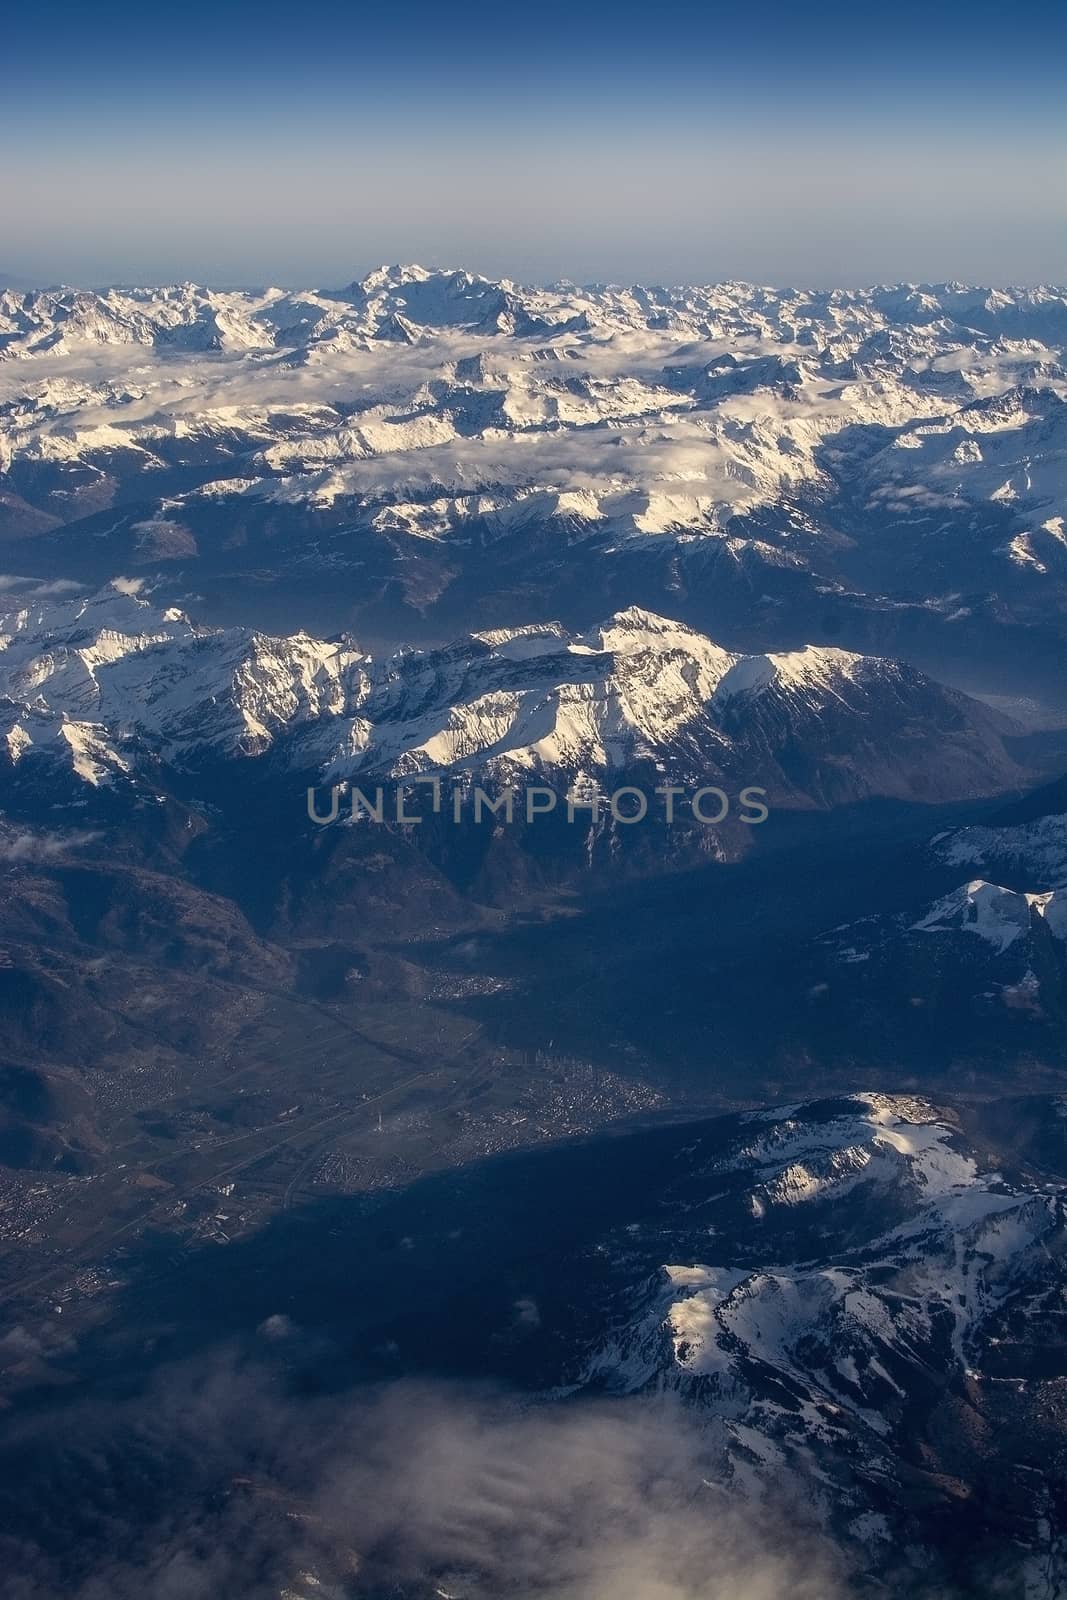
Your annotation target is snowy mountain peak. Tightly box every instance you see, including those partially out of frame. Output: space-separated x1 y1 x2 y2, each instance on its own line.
912 877 1067 950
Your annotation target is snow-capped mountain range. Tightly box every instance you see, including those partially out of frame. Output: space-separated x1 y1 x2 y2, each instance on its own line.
3 269 1064 534
0 584 1025 805
2 269 1066 708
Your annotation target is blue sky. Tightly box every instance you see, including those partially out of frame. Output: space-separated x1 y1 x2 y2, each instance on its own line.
4 0 1065 286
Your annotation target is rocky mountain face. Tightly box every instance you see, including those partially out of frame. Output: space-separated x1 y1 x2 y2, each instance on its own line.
0 585 1026 810
565 1094 1067 1596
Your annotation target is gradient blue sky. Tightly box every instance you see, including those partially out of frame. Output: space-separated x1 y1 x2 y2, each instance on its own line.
4 0 1065 287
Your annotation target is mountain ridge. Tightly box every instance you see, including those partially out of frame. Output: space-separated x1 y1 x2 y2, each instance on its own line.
0 585 1027 809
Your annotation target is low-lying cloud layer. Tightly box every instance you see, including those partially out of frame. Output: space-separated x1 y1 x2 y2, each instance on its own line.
2 1349 850 1600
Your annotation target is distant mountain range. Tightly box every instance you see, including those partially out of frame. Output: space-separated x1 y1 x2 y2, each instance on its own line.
1 268 1066 704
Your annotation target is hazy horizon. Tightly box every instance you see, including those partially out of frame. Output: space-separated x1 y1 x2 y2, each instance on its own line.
4 264 1067 292
4 0 1065 288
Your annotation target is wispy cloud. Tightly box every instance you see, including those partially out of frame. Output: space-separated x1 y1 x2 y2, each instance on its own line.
0 827 100 863
2 1351 851 1600
0 576 85 597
